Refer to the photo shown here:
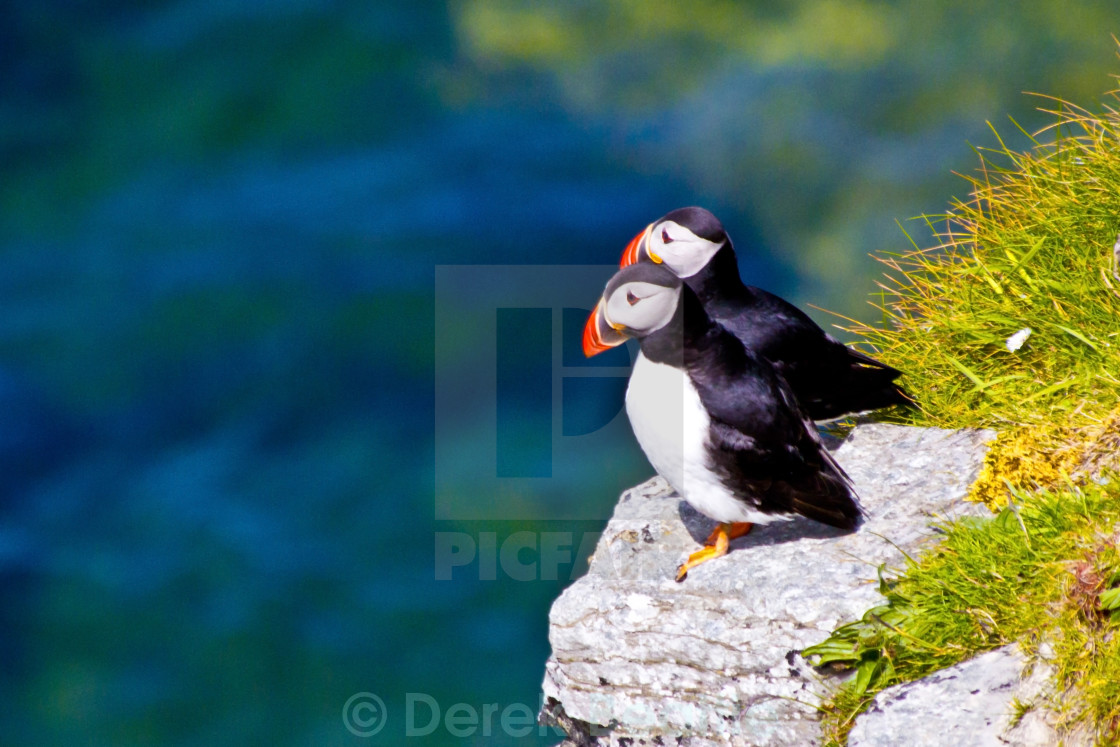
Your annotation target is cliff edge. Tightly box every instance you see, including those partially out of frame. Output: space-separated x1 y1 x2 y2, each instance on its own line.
537 423 1035 745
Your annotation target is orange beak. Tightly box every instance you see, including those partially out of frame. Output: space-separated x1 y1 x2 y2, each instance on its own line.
582 299 629 357
620 224 653 267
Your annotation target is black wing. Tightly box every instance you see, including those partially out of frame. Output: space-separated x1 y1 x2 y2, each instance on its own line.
710 286 911 420
687 325 862 529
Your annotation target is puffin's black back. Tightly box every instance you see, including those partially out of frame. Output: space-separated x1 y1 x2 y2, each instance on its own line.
666 209 911 420
657 285 863 529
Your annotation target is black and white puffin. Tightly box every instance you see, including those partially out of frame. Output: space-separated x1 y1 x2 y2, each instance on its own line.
583 263 862 581
620 207 912 421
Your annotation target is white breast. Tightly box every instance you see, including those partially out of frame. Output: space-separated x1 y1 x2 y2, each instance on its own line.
625 353 782 525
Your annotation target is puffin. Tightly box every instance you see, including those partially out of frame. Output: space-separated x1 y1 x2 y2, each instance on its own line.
620 207 912 421
583 263 862 581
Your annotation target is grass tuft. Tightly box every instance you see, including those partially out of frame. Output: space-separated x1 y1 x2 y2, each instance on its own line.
841 87 1120 502
812 69 1120 743
808 480 1120 745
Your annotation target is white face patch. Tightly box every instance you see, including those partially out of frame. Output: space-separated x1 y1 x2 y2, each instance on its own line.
647 220 726 279
604 280 679 336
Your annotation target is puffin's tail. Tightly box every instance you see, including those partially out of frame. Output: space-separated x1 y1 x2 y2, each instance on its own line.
809 349 915 421
843 363 914 415
785 444 863 530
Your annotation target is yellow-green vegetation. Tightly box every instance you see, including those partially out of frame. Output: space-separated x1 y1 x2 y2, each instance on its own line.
849 88 1120 500
853 90 1120 486
806 483 1120 744
807 80 1120 742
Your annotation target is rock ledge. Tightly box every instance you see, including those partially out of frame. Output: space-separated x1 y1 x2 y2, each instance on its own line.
540 424 998 746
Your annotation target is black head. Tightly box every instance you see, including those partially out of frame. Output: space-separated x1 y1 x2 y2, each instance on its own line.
658 207 727 245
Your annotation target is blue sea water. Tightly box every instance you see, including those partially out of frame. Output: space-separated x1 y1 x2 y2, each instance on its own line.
2 1 1114 744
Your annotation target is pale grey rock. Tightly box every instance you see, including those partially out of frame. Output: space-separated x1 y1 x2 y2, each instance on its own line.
998 641 1092 747
848 645 1032 747
540 424 997 746
849 641 1091 747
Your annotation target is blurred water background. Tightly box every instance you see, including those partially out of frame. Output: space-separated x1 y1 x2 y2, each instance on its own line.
3 2 1118 744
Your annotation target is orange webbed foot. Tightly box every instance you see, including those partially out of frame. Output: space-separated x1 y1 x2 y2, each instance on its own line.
676 522 753 582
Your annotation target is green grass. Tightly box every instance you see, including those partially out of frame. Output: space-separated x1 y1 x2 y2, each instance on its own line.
842 88 1120 506
809 76 1120 743
852 94 1120 432
806 481 1120 744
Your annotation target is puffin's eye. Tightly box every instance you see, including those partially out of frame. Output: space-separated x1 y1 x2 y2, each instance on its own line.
661 228 673 244
626 290 640 306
